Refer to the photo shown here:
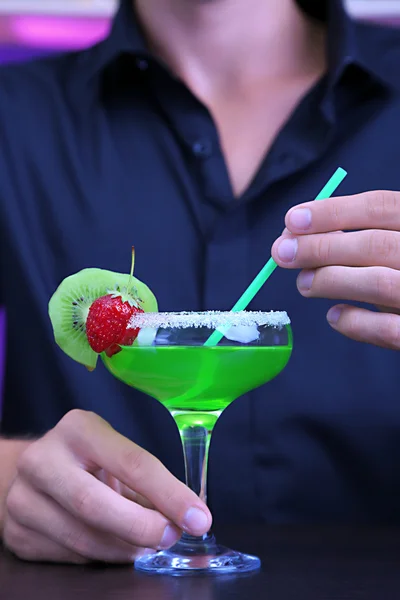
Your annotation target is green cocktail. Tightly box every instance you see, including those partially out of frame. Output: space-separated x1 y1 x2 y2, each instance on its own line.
102 310 292 575
104 346 291 425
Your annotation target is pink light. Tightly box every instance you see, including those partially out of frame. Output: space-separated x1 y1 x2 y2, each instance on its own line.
10 15 111 50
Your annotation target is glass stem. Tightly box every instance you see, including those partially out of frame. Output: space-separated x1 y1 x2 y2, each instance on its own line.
172 410 220 544
181 422 210 504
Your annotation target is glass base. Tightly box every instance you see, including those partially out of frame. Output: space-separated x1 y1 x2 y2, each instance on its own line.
134 534 261 576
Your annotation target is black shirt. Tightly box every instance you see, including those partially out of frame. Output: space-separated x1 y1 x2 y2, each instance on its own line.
1 0 400 524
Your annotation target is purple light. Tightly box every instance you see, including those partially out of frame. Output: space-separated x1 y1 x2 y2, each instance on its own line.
10 15 111 50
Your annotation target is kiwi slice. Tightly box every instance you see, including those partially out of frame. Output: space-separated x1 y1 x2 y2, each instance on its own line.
48 267 158 370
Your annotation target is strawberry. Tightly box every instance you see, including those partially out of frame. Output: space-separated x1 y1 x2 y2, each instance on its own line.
86 293 143 357
85 247 144 357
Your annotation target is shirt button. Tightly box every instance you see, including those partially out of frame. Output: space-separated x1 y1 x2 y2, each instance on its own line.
192 139 212 158
136 58 149 71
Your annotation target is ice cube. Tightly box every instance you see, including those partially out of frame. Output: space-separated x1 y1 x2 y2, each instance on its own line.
223 325 260 344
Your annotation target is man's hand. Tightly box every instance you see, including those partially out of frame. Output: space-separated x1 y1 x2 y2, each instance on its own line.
272 190 400 350
3 410 211 564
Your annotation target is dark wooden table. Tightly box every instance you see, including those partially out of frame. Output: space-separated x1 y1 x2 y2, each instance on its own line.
1 525 400 600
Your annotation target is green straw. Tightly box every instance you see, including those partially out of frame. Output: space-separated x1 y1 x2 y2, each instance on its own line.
204 167 348 347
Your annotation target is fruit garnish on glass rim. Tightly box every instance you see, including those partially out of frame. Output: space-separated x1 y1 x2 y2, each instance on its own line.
48 247 158 370
86 248 144 358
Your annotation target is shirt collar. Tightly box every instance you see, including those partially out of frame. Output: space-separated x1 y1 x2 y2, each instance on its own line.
104 0 148 57
77 0 400 96
325 0 400 92
76 0 148 85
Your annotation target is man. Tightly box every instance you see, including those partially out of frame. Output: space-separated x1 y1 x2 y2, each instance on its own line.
1 0 400 564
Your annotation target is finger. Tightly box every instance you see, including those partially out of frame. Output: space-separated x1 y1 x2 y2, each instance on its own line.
296 266 400 310
285 190 400 234
272 230 400 270
121 486 156 509
3 518 88 565
94 469 154 508
19 454 182 551
58 411 211 535
6 478 146 562
281 228 293 238
282 228 344 237
94 469 123 493
326 304 400 350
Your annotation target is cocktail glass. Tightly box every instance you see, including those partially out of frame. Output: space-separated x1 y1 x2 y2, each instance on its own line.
102 310 292 576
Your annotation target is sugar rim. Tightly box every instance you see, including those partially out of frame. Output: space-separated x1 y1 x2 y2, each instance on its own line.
128 310 290 330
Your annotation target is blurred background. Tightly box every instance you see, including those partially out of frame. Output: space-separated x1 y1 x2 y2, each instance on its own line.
0 1 399 65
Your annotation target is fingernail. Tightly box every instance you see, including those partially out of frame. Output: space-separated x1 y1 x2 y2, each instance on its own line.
159 525 181 550
297 270 314 291
183 507 209 536
327 307 342 325
277 238 298 263
289 208 312 231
